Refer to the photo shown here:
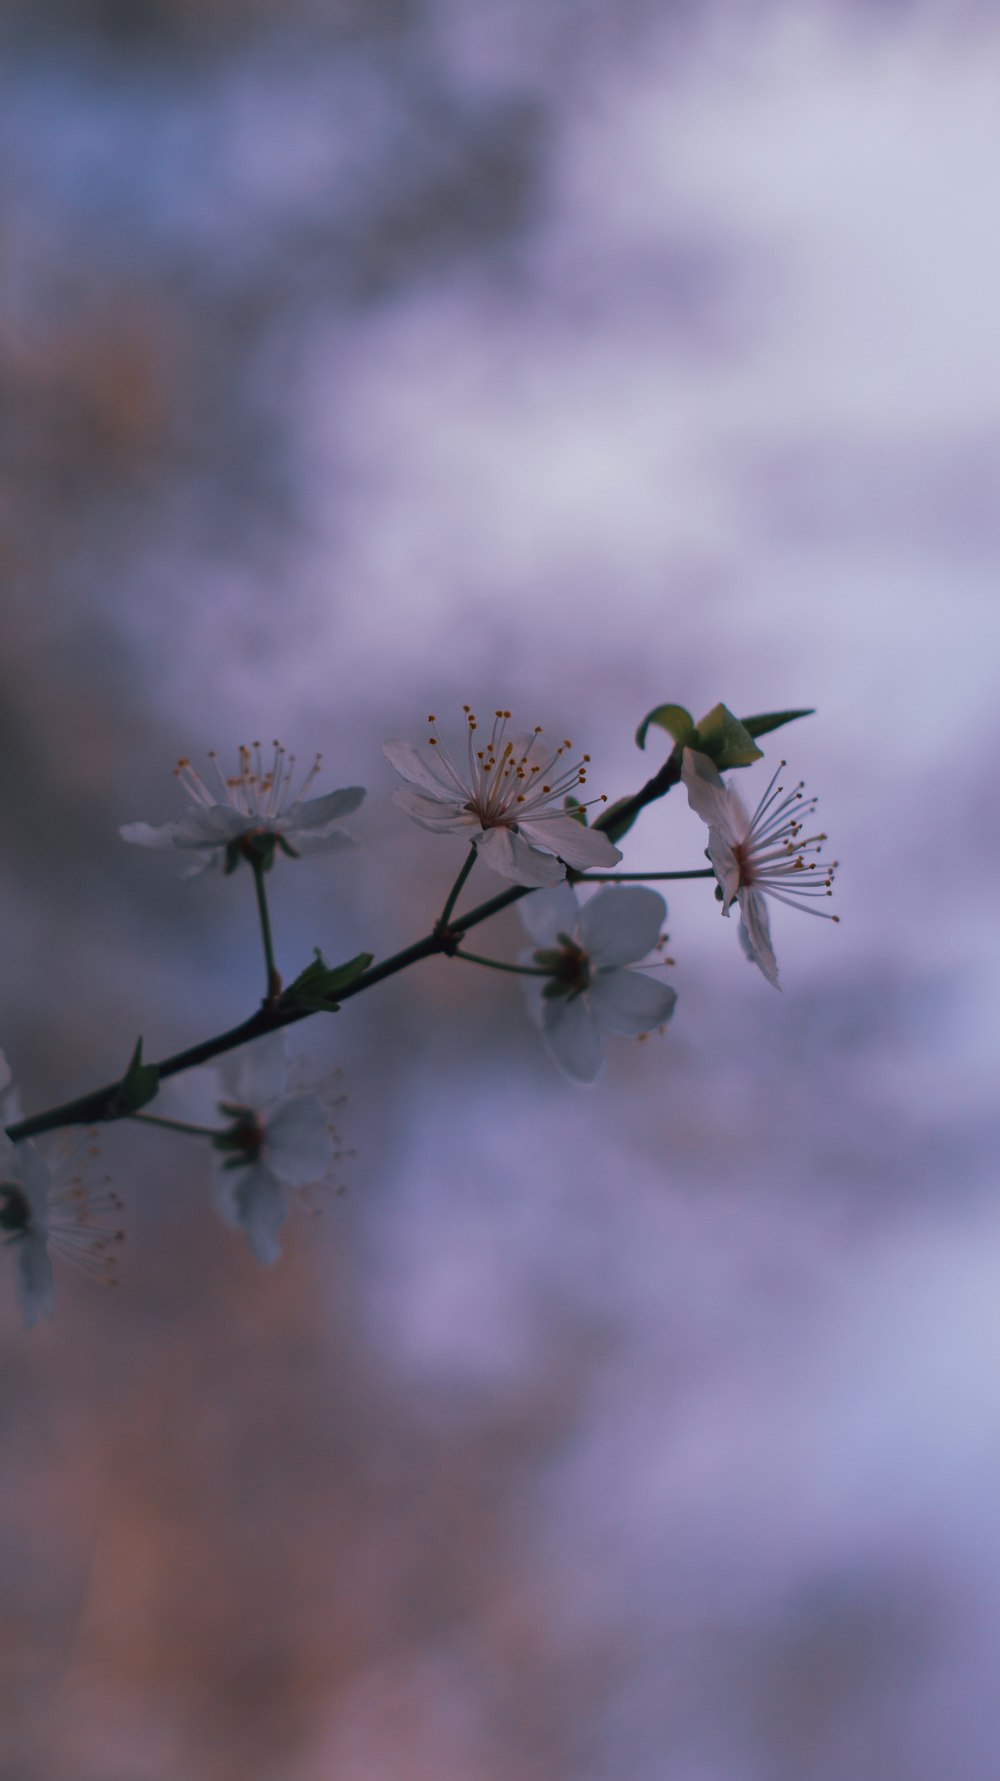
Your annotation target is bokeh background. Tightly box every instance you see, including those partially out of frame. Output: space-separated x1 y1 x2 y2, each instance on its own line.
2 1 999 1776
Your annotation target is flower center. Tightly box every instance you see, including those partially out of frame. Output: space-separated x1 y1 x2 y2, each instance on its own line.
425 707 603 833
736 764 839 916
176 742 324 822
732 839 758 887
535 936 591 1000
215 1104 266 1168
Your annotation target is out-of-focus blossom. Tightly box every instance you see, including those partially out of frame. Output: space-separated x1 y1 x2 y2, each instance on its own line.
0 1053 123 1328
121 742 365 876
384 708 622 887
682 748 838 988
210 1033 337 1265
518 883 676 1082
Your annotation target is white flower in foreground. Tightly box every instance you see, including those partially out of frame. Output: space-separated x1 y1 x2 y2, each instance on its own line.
0 1055 123 1328
121 742 365 876
518 884 677 1082
384 708 622 887
210 1033 337 1265
682 748 839 989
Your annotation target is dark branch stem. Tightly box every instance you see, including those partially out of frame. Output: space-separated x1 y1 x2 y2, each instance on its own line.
5 751 688 1144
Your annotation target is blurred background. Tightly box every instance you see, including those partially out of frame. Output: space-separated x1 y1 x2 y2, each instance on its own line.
2 0 999 1775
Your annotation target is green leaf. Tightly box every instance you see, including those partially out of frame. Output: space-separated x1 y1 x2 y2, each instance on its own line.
692 703 763 769
636 703 695 751
115 1037 160 1114
563 795 589 827
739 707 815 741
283 949 374 1013
597 795 641 845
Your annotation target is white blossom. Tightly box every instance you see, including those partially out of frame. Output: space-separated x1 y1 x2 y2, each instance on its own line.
0 1056 123 1328
682 748 838 988
209 1033 338 1265
121 742 365 876
384 708 622 887
518 884 677 1082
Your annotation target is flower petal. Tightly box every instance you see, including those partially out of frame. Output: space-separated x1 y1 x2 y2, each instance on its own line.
120 820 187 850
234 1033 288 1108
123 808 252 852
265 1095 333 1187
475 826 566 886
516 815 622 872
541 995 604 1083
391 788 476 834
283 829 356 857
738 888 780 988
149 1066 224 1128
517 950 549 1029
707 834 740 908
383 739 466 801
681 750 744 845
589 968 677 1036
227 1163 289 1265
518 884 580 947
178 850 220 879
286 786 366 830
578 886 665 966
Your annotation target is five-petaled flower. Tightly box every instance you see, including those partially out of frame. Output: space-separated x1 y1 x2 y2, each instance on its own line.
121 742 365 876
383 709 622 887
0 1054 123 1328
518 884 677 1082
206 1033 338 1265
682 748 838 988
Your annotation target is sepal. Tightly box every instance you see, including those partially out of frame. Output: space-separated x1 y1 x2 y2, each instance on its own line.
739 706 815 740
635 703 696 751
113 1037 160 1114
686 704 762 768
282 948 373 1013
634 698 766 769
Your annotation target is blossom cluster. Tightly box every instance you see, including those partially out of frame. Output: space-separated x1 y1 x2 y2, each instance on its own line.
3 706 837 1325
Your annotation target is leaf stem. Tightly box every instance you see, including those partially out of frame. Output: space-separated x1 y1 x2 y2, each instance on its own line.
435 845 477 932
131 1112 225 1140
251 859 281 1005
454 950 551 976
573 869 715 882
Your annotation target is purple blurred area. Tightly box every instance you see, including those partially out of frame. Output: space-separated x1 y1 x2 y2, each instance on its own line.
2 1 999 1775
